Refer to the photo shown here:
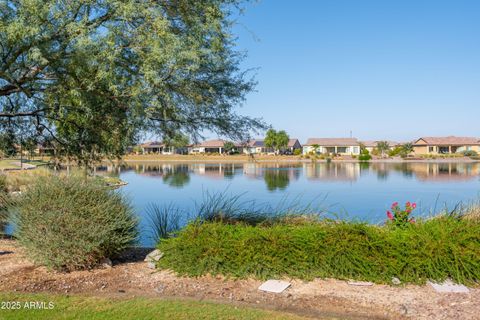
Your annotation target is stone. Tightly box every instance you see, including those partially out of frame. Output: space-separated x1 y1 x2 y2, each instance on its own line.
147 261 156 269
392 277 401 285
144 249 163 262
258 280 291 293
347 281 374 286
100 258 112 268
428 280 470 293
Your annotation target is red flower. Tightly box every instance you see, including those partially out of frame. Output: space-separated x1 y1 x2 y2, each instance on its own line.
387 211 394 220
412 203 417 209
406 201 411 207
391 202 398 208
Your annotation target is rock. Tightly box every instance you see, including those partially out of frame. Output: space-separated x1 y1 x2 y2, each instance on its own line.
154 285 165 294
100 258 112 268
347 281 374 286
392 277 401 285
258 280 291 293
144 249 163 263
147 261 156 269
428 279 470 293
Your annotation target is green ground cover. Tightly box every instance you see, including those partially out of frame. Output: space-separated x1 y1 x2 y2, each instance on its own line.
0 293 309 320
156 214 480 285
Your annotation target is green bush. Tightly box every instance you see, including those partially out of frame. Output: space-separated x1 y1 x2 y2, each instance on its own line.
293 149 302 156
157 216 480 285
463 150 478 157
13 175 138 271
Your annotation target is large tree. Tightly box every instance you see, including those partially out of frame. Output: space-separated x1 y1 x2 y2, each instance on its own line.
0 0 265 165
264 128 289 154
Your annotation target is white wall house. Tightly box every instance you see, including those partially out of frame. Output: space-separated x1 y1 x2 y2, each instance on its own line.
302 138 361 155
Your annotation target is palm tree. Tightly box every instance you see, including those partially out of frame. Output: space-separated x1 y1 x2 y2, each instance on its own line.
376 141 390 158
402 142 414 155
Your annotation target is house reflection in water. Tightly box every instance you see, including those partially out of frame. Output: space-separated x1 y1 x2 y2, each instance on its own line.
243 163 301 191
407 162 480 182
303 162 360 182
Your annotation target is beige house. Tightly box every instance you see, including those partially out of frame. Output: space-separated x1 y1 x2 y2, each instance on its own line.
361 140 400 153
303 138 361 155
243 138 302 154
413 136 480 155
188 139 243 154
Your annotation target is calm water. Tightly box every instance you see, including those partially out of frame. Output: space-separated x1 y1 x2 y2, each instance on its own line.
111 161 480 246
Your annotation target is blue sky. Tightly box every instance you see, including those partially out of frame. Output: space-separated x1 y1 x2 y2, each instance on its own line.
233 0 480 142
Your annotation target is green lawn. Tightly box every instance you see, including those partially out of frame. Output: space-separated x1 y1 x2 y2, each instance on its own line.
0 293 311 320
0 160 20 170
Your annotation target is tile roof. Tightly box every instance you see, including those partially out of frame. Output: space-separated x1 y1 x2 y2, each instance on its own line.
361 140 400 147
304 138 359 146
415 136 480 145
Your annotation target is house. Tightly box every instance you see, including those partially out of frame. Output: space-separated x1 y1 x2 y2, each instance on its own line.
188 139 242 154
302 138 361 155
286 139 302 153
243 138 302 154
361 140 400 153
140 141 187 155
412 136 480 155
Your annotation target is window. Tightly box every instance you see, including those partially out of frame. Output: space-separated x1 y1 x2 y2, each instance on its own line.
429 146 435 153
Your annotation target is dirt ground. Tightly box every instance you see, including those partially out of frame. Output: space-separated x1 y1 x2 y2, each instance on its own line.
0 240 478 320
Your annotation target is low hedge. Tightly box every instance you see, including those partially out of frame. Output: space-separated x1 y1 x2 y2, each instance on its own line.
12 175 138 271
157 216 480 285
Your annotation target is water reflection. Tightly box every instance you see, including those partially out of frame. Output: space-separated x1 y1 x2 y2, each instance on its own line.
105 161 480 186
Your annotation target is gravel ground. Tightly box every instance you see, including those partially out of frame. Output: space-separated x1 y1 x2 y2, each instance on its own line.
1 239 478 320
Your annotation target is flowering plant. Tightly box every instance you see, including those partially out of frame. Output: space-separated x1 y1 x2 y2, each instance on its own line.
387 201 416 227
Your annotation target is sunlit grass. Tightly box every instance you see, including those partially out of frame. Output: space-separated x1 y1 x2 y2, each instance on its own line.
0 293 310 320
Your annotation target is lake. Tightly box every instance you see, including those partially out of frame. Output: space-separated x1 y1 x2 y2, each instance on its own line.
110 161 480 246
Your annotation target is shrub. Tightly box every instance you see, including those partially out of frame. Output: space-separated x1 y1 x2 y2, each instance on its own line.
463 150 478 157
387 201 416 227
156 215 480 285
293 149 302 156
12 175 138 271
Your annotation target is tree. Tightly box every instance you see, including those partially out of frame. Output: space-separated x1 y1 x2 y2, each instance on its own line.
276 130 289 153
402 142 414 155
0 130 16 158
0 0 266 166
264 129 289 154
223 141 236 154
376 141 390 158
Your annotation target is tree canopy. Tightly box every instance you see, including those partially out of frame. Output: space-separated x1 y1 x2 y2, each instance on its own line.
0 0 265 164
264 128 289 154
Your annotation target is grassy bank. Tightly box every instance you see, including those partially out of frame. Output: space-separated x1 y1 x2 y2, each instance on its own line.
156 213 480 285
0 293 308 320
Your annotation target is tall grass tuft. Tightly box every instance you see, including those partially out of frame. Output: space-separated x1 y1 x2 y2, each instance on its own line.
145 203 182 243
194 189 325 225
12 175 138 271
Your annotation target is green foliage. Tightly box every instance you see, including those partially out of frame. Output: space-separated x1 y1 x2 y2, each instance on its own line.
157 216 480 285
463 150 478 157
0 130 17 158
0 174 8 236
1 0 266 165
12 175 138 271
264 129 289 153
164 133 190 148
223 141 237 154
146 203 182 243
358 149 371 161
293 149 302 156
376 141 390 157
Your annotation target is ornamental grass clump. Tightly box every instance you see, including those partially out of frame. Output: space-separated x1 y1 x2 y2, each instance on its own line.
12 175 138 271
156 213 480 285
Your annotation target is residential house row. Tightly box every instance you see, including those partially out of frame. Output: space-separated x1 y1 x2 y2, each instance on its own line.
138 135 480 156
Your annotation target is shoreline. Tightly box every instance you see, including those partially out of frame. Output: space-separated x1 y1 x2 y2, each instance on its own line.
120 155 480 164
